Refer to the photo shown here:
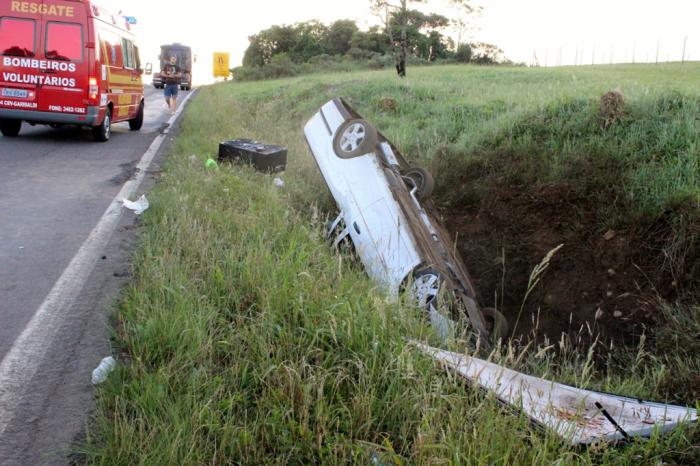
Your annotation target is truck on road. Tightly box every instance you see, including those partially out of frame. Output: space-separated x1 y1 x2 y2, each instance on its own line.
152 43 192 90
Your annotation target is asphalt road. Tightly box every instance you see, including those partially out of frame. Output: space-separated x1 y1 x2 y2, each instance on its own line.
0 86 189 465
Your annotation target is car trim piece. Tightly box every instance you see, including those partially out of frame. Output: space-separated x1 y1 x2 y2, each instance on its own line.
332 97 352 120
318 107 332 136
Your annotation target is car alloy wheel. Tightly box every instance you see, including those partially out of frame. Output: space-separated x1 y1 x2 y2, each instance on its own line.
332 119 378 158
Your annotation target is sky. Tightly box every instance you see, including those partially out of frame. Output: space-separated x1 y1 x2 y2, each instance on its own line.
117 0 700 84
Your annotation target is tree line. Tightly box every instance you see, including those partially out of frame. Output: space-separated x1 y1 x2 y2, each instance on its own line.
236 1 510 80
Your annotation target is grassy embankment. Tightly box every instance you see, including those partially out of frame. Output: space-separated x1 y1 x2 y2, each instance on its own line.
81 63 699 464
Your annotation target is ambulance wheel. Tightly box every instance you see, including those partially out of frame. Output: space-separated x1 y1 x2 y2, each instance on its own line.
0 119 21 137
92 108 112 142
129 101 144 131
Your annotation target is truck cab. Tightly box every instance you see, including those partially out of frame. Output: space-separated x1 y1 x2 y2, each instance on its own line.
152 43 191 90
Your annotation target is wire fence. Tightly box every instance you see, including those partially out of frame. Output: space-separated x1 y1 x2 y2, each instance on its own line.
528 36 696 67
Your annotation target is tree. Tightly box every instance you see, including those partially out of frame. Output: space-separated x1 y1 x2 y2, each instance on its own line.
290 21 327 63
447 0 482 48
454 43 472 63
349 26 388 54
242 25 298 66
324 20 359 56
470 42 506 64
371 0 427 77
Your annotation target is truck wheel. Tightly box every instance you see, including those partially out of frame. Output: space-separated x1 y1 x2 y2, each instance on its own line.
129 101 144 131
92 108 112 142
482 307 509 342
0 119 22 137
332 119 378 158
401 167 435 199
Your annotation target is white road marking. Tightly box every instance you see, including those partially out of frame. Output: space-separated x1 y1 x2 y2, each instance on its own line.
0 90 196 436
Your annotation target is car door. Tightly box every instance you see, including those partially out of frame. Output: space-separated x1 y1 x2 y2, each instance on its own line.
344 158 421 292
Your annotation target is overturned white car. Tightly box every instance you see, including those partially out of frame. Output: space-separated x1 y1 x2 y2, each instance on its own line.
304 98 508 343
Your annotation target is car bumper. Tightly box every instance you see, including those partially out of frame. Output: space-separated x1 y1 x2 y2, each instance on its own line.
0 107 101 126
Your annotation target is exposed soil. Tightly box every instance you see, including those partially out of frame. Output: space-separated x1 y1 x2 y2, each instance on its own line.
442 181 696 346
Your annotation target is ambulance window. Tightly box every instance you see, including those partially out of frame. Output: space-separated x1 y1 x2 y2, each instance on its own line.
0 17 36 58
101 29 122 67
45 22 83 61
134 45 141 69
121 38 135 69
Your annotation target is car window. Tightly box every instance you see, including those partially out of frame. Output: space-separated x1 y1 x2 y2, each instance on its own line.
0 17 36 58
45 22 83 61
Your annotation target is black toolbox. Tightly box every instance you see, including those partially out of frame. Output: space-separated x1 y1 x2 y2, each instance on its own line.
218 139 287 172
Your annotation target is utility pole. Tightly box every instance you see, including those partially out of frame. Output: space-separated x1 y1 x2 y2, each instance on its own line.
682 36 688 63
656 39 660 63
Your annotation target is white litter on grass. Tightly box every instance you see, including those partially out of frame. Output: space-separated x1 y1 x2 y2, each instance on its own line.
274 178 285 188
413 341 698 445
91 356 116 385
122 195 149 215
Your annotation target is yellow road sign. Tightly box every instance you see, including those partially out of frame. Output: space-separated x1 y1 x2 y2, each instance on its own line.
213 52 230 78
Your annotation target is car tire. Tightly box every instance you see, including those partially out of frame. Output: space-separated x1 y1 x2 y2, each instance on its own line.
129 101 144 131
0 119 22 137
402 167 435 199
92 108 111 142
410 269 444 309
332 119 378 158
482 307 509 341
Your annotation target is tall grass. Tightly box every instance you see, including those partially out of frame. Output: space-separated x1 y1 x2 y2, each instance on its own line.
81 63 700 464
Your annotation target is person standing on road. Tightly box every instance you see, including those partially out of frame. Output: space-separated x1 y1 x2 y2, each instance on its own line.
163 55 182 114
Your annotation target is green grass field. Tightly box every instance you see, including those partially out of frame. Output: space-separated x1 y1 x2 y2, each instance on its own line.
80 64 699 464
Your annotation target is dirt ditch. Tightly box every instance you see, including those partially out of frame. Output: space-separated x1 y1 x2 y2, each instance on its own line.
441 181 699 347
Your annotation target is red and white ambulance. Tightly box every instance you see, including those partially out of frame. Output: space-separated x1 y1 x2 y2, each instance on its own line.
0 0 145 141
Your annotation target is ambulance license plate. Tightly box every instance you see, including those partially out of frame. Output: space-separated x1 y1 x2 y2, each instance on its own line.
2 88 28 98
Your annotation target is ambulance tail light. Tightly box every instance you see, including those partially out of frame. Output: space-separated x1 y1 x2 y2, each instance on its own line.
88 77 99 103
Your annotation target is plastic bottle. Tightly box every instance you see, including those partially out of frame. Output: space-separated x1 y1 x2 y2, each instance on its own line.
91 356 116 385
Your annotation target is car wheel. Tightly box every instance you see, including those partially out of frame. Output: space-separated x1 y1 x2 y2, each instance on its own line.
332 119 378 158
0 119 22 137
129 101 144 131
92 108 111 142
402 167 435 199
482 307 509 341
410 269 443 309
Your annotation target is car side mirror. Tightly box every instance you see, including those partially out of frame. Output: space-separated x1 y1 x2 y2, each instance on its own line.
144 63 152 75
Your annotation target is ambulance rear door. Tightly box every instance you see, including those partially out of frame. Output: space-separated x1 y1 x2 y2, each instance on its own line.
0 2 42 113
37 0 90 117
